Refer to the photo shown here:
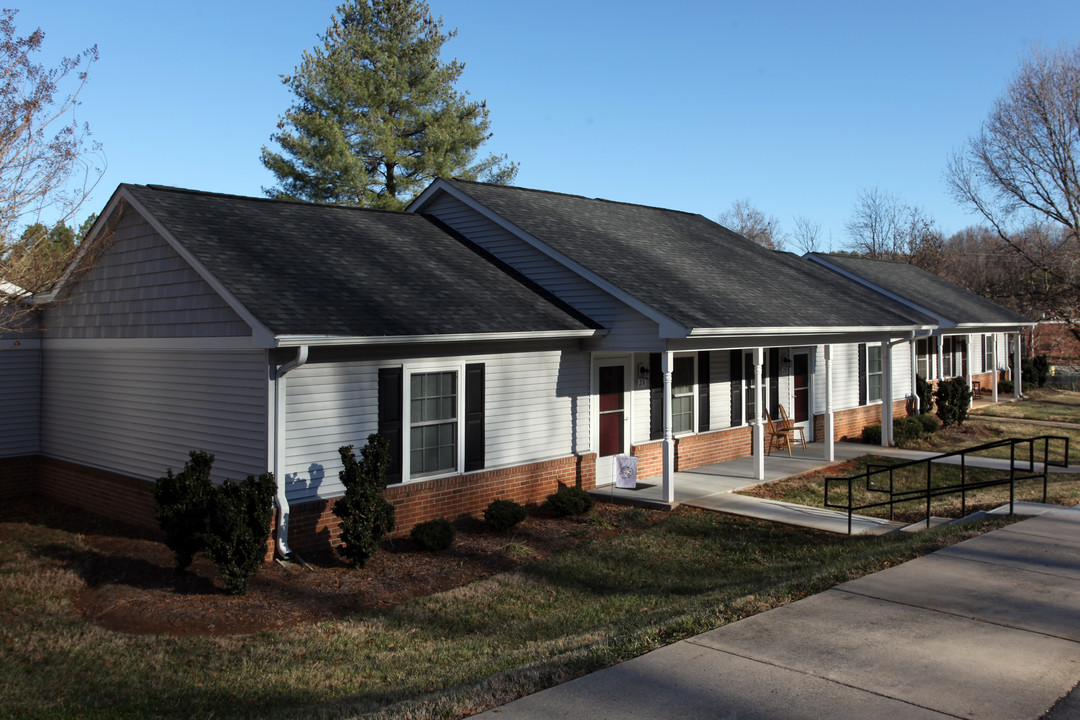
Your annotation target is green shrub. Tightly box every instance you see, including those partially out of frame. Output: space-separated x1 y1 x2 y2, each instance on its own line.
204 473 276 595
916 413 941 435
333 435 396 568
154 451 214 572
484 499 527 532
861 424 882 445
935 377 972 428
915 374 934 415
545 485 595 517
1022 355 1050 389
892 417 923 446
999 379 1014 394
411 518 456 551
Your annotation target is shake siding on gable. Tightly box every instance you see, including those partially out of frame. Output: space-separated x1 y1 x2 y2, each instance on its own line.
283 346 590 504
0 341 42 456
41 349 268 483
422 194 661 351
47 212 251 338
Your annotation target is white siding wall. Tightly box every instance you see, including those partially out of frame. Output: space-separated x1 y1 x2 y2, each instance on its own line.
0 340 41 457
48 211 251 338
629 349 799 445
892 340 913 399
284 347 590 503
423 194 661 351
41 348 268 482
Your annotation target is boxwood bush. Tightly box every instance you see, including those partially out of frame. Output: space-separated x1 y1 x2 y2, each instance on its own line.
410 518 456 551
484 499 528 531
545 485 595 517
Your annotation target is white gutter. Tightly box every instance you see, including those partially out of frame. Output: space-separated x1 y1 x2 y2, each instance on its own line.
686 324 934 337
273 328 606 347
272 345 308 558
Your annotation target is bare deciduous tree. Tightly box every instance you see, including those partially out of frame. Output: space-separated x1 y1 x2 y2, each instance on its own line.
844 187 942 268
947 42 1080 336
790 215 822 255
718 198 784 250
844 187 903 258
0 10 102 333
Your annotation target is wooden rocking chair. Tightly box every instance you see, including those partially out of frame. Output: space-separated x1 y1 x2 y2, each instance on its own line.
764 408 792 456
778 404 808 450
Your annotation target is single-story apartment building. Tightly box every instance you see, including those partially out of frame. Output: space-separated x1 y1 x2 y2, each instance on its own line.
0 179 1031 557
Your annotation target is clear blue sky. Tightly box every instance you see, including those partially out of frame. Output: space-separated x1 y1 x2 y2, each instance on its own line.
21 0 1080 250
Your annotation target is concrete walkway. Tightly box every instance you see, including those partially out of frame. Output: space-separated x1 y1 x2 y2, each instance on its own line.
592 441 1075 535
476 504 1080 719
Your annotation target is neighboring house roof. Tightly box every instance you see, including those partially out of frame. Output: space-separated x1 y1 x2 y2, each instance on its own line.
120 184 601 340
422 179 934 334
806 253 1030 328
0 280 28 299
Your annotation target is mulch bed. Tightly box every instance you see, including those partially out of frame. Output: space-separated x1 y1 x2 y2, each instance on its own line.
3 496 665 637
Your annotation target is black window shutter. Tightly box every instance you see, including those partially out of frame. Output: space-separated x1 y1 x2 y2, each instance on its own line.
729 349 743 426
769 348 780 419
698 351 710 432
858 343 868 406
649 353 662 440
378 367 403 483
981 335 987 372
464 363 485 472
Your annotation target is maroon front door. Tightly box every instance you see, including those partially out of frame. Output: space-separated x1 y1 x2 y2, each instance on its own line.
794 353 810 423
598 365 625 457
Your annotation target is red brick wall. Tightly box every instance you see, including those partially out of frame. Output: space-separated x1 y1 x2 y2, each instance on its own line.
28 452 597 559
814 400 910 442
286 453 597 555
0 455 36 499
630 425 755 478
37 456 159 530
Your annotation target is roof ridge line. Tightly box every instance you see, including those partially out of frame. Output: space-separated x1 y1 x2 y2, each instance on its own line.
134 184 412 217
444 177 708 219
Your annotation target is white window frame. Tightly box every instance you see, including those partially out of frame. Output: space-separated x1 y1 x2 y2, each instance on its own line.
671 353 696 435
916 338 929 380
943 337 955 378
402 361 466 481
867 345 883 404
984 335 995 373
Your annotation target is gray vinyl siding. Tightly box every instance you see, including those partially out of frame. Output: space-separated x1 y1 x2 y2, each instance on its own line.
423 194 661 350
0 340 42 456
41 349 267 482
283 347 590 503
48 210 251 338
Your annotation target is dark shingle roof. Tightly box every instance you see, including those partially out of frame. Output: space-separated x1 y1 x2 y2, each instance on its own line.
124 185 600 338
810 254 1029 326
440 180 932 331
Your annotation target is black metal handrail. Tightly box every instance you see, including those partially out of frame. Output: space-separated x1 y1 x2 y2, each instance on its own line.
825 436 1071 534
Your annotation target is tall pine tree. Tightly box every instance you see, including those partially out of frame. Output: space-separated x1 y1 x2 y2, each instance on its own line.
261 0 516 210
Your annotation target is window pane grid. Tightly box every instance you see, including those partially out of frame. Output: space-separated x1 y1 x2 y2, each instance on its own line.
410 371 457 476
868 346 883 403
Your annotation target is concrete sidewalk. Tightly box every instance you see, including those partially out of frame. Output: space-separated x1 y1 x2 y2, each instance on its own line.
475 505 1080 720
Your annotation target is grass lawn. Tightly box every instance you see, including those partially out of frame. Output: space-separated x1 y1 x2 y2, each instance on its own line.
2 502 1016 719
973 387 1080 424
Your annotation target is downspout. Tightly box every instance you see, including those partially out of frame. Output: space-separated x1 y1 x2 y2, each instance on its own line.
273 345 308 559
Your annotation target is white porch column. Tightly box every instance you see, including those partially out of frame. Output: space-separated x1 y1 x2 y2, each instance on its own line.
910 336 920 414
824 344 835 462
661 350 675 503
752 347 765 480
880 340 893 448
991 333 999 403
1013 332 1023 398
964 333 974 408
